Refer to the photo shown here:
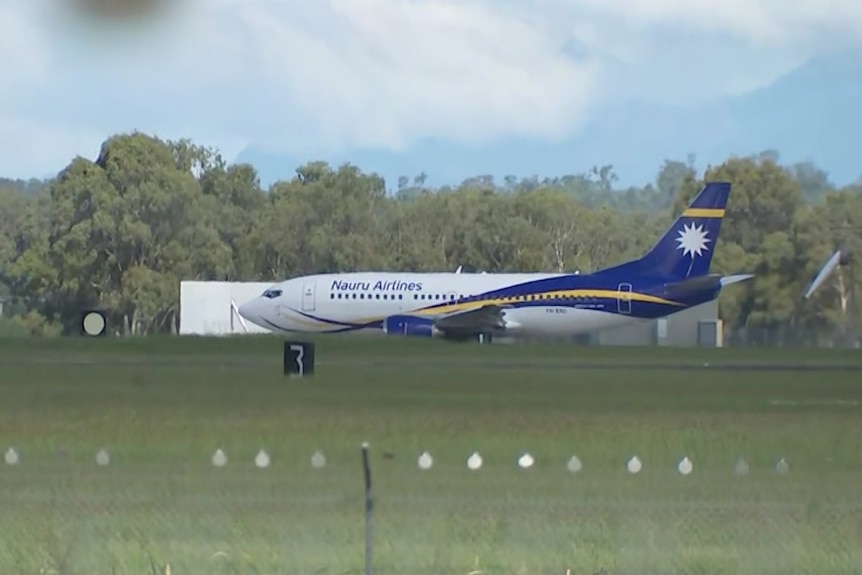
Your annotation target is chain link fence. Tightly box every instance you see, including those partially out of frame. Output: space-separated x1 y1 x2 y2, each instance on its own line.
2 445 860 575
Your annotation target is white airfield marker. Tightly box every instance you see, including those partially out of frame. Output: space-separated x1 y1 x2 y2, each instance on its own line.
417 451 433 470
467 452 483 470
96 448 110 466
678 456 693 475
255 449 270 468
517 452 535 469
211 448 227 467
310 450 326 468
567 455 583 473
627 456 642 474
5 448 18 465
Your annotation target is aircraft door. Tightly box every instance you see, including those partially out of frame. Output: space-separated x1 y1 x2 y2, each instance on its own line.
617 283 632 314
301 281 316 312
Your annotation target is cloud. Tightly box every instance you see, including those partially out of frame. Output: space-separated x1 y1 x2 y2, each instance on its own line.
1 0 861 179
0 116 105 180
570 0 862 47
232 0 600 152
0 2 51 94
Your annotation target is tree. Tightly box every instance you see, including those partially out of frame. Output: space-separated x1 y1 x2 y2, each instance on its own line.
1 133 857 344
10 133 232 334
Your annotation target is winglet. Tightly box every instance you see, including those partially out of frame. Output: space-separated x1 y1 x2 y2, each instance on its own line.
804 250 842 299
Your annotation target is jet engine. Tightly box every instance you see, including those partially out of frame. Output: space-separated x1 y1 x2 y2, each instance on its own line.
383 315 440 337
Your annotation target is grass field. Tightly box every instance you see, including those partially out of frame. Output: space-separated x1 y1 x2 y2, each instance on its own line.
1 335 861 575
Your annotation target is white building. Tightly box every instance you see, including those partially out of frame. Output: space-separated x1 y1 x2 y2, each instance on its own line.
179 281 275 335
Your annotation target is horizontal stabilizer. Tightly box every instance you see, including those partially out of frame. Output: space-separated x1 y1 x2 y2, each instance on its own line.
660 274 721 299
660 273 753 300
720 274 755 287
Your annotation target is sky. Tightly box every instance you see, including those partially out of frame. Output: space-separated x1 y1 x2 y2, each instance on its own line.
1 0 861 183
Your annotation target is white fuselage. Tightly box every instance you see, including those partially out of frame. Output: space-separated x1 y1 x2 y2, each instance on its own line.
237 271 644 337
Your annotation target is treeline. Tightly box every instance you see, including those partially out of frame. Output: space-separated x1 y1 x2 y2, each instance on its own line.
0 132 860 345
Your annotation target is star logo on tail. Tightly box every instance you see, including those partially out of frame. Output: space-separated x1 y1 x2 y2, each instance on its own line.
676 223 710 258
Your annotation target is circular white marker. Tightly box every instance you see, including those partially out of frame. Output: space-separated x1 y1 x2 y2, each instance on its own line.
627 456 642 474
310 450 326 469
82 311 106 336
96 448 110 466
734 457 749 475
517 452 534 469
678 456 693 475
417 451 433 470
775 457 790 475
467 452 483 470
211 448 227 467
567 455 582 473
255 449 270 468
5 448 19 465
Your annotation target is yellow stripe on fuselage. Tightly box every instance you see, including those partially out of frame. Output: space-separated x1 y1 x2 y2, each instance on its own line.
682 208 725 218
413 288 683 316
292 288 685 328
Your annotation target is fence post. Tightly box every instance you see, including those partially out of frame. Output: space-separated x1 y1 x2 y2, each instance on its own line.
361 441 373 575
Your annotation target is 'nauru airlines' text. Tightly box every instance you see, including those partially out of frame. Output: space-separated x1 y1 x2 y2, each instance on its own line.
331 279 423 292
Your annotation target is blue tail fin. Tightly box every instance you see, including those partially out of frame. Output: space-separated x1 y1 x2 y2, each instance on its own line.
602 181 731 281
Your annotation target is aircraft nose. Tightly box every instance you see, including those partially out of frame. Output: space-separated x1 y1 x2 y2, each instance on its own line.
238 298 265 326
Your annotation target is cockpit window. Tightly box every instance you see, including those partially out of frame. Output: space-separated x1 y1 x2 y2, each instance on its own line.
262 289 282 299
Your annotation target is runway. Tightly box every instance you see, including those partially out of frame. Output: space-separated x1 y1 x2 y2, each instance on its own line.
2 355 861 372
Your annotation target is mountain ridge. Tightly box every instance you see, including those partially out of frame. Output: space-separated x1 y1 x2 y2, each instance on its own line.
237 50 862 189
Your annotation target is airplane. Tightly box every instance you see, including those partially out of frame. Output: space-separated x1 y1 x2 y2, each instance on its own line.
238 181 754 341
